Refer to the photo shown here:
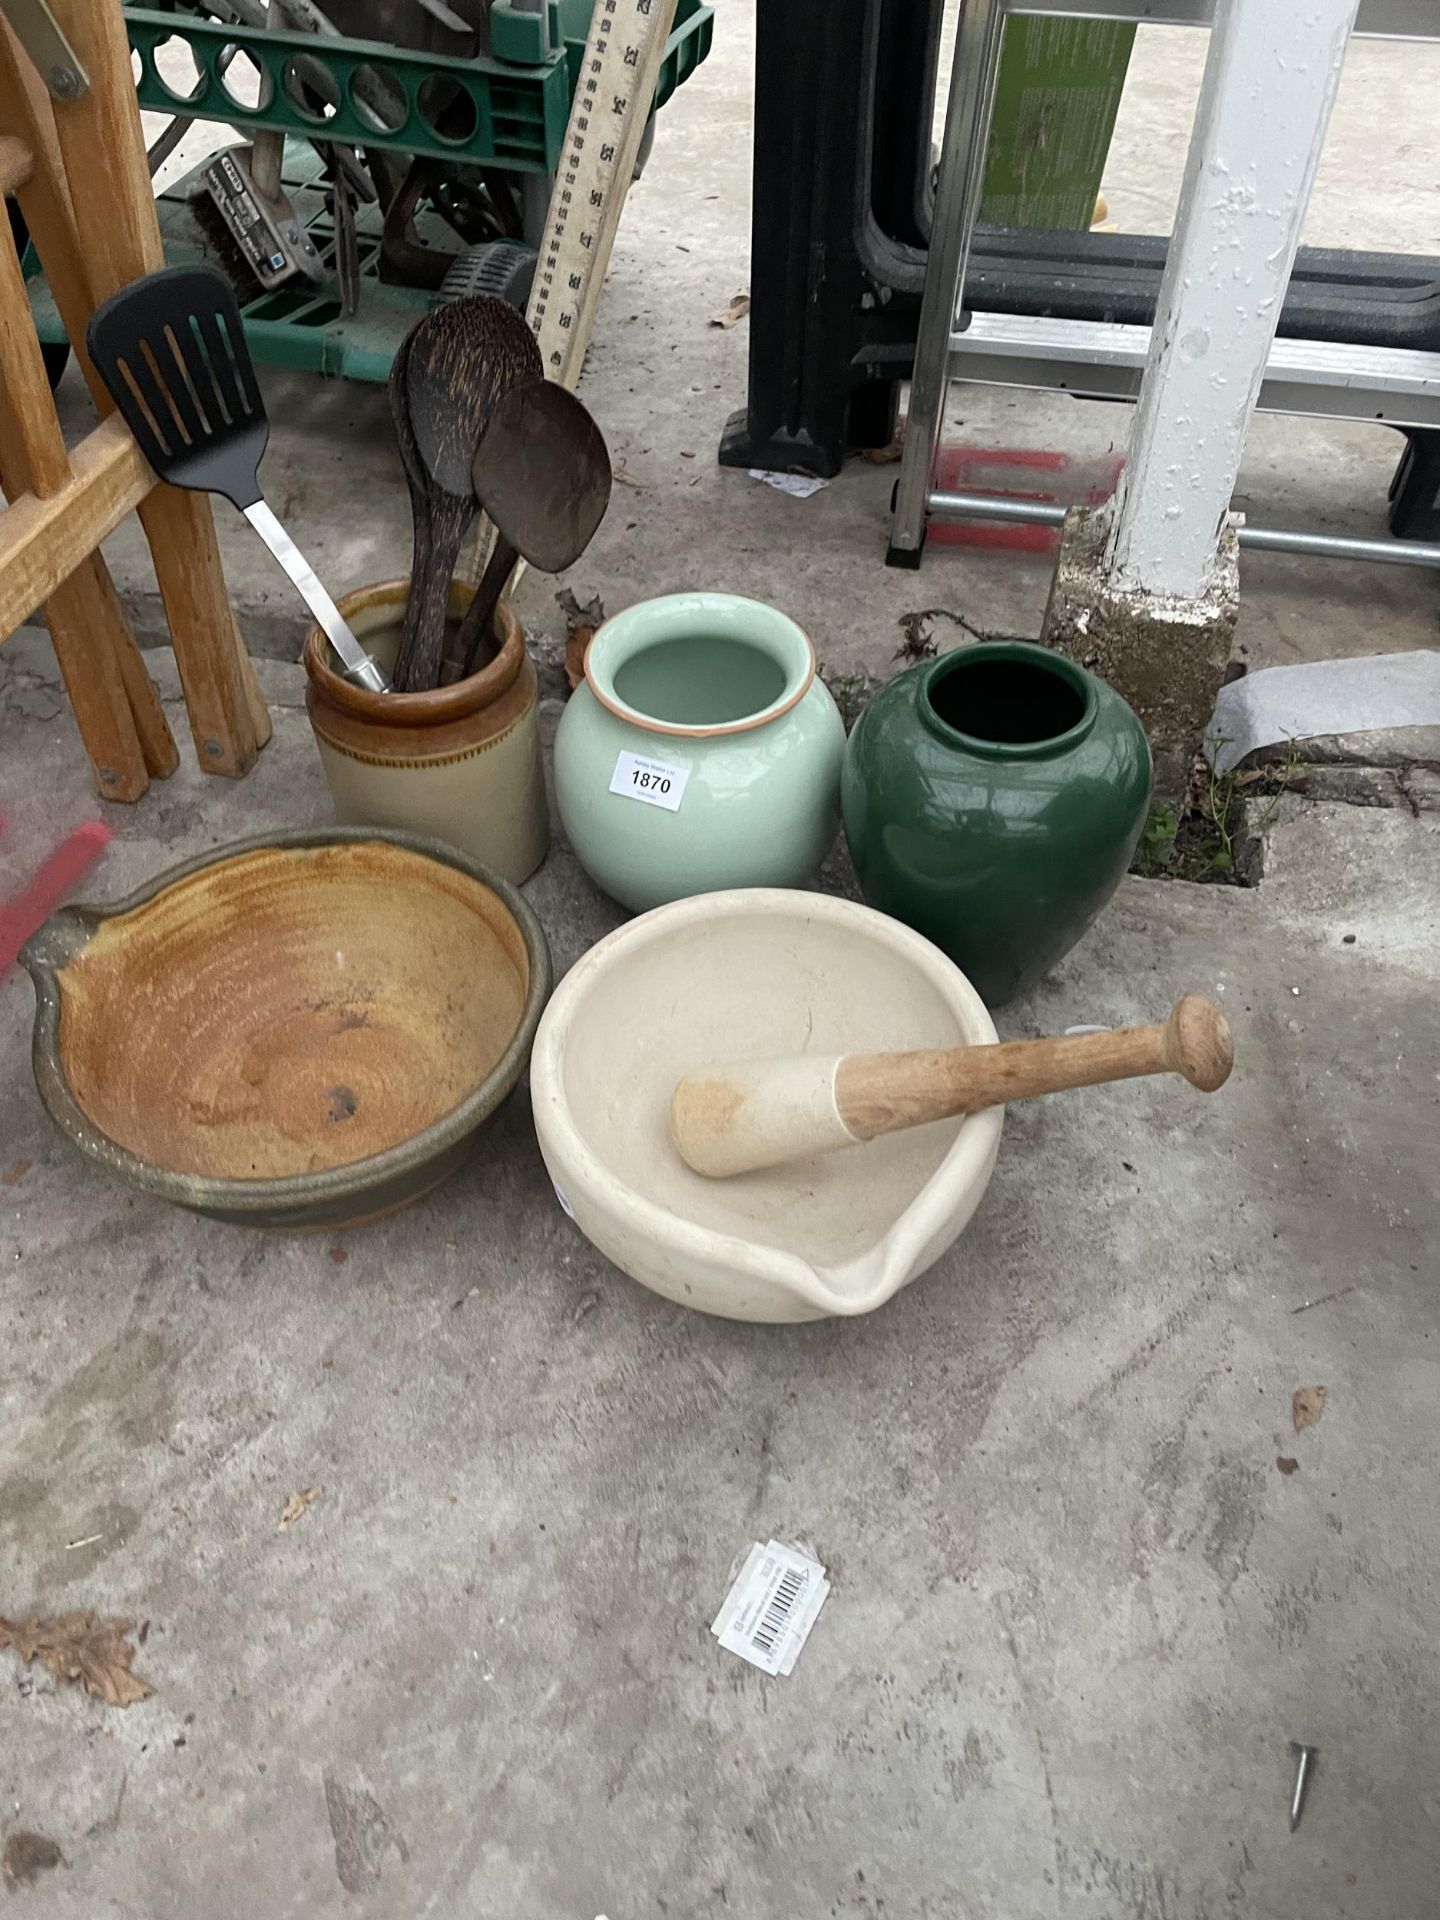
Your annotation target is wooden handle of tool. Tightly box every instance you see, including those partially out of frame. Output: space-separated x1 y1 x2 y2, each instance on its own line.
394 493 473 692
835 995 1233 1141
450 533 516 682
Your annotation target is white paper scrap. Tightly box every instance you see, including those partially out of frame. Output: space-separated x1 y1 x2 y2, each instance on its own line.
1205 649 1440 773
749 468 829 500
712 1539 830 1677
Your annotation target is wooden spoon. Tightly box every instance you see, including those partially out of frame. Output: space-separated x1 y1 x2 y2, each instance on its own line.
388 329 431 651
390 296 541 692
445 379 612 683
669 996 1233 1180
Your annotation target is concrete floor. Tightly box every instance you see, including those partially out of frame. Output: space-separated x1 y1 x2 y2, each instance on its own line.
4 6 1440 1916
3 636 1438 1920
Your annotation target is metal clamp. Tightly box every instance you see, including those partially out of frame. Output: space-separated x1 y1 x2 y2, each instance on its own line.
0 0 88 99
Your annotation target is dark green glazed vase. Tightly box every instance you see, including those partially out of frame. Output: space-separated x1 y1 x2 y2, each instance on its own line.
842 641 1152 1007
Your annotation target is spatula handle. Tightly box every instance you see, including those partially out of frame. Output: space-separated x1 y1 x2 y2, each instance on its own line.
243 500 386 692
836 996 1233 1141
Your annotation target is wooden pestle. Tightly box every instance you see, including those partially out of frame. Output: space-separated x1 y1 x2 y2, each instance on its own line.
669 995 1234 1179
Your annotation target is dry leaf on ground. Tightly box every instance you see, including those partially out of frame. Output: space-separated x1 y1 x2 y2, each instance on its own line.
278 1487 321 1530
558 589 604 632
709 292 750 329
3 1831 62 1887
558 589 605 690
0 1611 153 1707
860 429 906 465
1292 1386 1327 1432
1276 1456 1300 1476
565 629 595 690
1 1159 32 1185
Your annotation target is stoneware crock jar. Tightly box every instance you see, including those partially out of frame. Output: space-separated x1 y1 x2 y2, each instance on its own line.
304 577 548 885
842 640 1152 1006
553 592 845 912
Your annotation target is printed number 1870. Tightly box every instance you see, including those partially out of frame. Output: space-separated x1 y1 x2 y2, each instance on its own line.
609 750 688 812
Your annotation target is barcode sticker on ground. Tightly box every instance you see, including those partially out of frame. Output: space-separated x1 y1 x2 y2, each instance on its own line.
711 1540 830 1677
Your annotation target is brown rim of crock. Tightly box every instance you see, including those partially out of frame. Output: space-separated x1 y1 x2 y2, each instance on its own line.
307 653 536 762
303 579 525 723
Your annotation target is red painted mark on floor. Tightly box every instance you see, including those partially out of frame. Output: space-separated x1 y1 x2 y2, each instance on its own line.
931 446 1126 553
932 445 1067 553
0 820 111 975
1084 453 1128 506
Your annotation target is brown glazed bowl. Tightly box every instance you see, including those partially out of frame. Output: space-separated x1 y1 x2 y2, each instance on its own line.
21 828 551 1230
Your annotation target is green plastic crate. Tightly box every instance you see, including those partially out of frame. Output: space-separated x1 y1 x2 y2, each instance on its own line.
126 0 712 176
75 143 446 382
29 3 712 384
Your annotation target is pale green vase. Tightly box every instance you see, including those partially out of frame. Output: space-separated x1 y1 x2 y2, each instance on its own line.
554 593 846 912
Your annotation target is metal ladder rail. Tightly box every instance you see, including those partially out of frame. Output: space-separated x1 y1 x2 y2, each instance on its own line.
887 0 1440 571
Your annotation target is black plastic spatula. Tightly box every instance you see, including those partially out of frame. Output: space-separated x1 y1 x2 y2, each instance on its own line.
86 266 387 693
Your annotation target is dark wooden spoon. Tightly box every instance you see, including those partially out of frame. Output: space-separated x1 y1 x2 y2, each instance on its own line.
448 379 612 682
390 297 541 692
388 330 432 658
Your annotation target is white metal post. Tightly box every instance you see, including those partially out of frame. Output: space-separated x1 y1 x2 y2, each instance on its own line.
1104 0 1362 599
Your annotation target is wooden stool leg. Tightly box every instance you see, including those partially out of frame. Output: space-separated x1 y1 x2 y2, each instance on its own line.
77 549 180 780
0 11 270 777
17 565 149 799
136 491 273 768
0 86 222 776
0 151 169 798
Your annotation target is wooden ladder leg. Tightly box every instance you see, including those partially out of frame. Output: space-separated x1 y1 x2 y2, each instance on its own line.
0 46 176 771
0 30 227 776
1 10 270 777
133 488 273 773
6 560 151 799
128 508 270 763
0 139 169 799
74 550 179 780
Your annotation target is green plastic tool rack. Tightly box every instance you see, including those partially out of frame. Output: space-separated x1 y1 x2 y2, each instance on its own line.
125 1 712 175
26 0 712 383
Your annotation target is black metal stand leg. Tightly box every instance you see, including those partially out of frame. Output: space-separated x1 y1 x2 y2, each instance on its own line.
1389 428 1440 543
718 0 940 479
847 381 900 457
719 0 875 478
